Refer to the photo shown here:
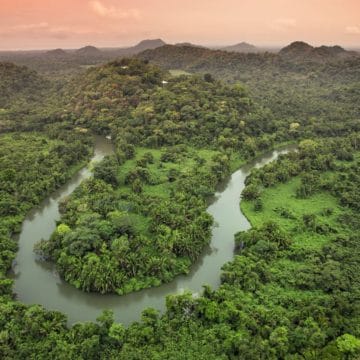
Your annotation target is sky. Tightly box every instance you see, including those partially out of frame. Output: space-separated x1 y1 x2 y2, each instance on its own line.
0 0 359 50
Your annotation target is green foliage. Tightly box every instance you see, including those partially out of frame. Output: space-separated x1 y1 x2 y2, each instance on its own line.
93 155 119 186
241 183 260 200
336 334 360 357
139 45 360 139
0 130 91 236
63 58 267 155
237 137 360 358
39 146 231 294
0 51 360 359
0 62 49 120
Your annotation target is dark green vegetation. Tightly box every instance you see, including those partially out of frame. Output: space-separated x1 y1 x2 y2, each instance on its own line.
2 137 360 359
139 42 360 136
64 58 257 146
36 147 225 294
0 63 51 132
62 57 304 158
0 63 46 109
0 128 91 296
0 62 73 133
237 136 360 358
0 43 359 358
35 58 273 294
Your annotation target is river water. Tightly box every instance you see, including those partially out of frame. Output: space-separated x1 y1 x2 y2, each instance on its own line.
12 136 295 325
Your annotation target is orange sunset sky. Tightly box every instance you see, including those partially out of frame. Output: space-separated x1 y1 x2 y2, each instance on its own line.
0 0 359 50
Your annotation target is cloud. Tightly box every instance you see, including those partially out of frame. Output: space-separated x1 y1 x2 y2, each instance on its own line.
89 1 141 20
271 18 297 32
345 26 360 35
12 22 49 31
48 26 106 39
0 23 104 40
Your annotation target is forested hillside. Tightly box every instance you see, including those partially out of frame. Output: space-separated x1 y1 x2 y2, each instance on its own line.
62 58 279 151
0 63 46 107
138 43 360 132
0 63 51 130
0 62 66 133
35 59 277 294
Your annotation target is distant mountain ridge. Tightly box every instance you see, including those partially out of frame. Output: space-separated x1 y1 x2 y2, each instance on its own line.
47 40 168 58
44 40 166 58
0 39 168 74
138 41 359 71
1 40 358 77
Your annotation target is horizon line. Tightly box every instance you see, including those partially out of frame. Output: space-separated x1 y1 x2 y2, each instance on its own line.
0 39 359 52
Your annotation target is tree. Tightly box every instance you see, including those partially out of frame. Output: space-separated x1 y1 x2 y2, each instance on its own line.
204 73 215 83
108 323 126 345
242 184 260 200
93 156 119 186
336 334 360 358
132 178 143 193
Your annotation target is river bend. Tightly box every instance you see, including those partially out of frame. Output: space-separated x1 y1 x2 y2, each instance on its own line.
12 137 295 325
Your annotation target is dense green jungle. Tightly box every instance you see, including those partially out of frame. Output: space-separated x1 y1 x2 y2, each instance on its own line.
0 42 359 359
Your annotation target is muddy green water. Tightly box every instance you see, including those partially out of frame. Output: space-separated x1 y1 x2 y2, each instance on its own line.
12 136 296 325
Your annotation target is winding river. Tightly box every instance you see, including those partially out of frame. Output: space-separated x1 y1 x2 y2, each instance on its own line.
12 136 296 325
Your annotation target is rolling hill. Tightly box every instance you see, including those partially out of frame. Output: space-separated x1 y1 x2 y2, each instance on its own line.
220 41 259 53
0 62 48 108
279 41 358 61
75 45 102 56
46 48 68 57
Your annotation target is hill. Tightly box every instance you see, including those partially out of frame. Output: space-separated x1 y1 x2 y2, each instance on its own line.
38 57 263 297
221 41 259 53
139 42 359 71
0 62 47 108
75 45 102 56
279 41 314 56
0 41 166 76
64 57 253 140
279 41 357 61
138 43 360 132
0 62 54 131
46 48 68 57
138 44 226 69
131 38 166 52
109 39 167 57
175 42 207 48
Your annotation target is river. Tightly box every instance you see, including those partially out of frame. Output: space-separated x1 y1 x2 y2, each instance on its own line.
12 136 296 325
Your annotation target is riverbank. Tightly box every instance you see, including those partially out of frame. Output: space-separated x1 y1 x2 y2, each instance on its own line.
232 138 360 358
13 139 296 325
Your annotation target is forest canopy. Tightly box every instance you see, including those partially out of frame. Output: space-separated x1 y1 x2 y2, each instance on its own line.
0 50 359 359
